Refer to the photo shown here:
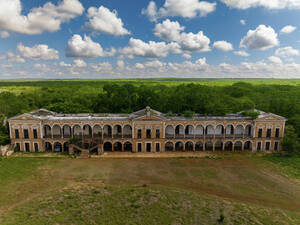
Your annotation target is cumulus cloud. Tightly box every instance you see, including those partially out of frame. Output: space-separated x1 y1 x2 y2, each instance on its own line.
220 0 300 10
66 34 115 58
213 41 233 51
73 59 87 67
6 51 25 63
0 31 10 38
280 25 297 34
268 56 282 64
182 53 192 59
240 19 246 25
17 43 59 60
275 46 299 57
154 19 211 53
120 38 181 58
59 61 72 67
234 51 250 57
85 6 130 36
240 25 279 50
142 0 216 21
0 0 84 35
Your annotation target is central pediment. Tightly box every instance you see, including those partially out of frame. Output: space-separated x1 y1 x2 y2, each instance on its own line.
133 114 165 121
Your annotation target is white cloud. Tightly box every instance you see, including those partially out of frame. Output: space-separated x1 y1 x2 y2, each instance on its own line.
0 0 84 35
154 19 184 41
135 63 145 69
117 60 125 69
275 46 299 57
0 31 10 38
17 43 59 60
6 51 25 63
268 56 282 64
234 51 250 57
240 19 246 25
154 19 211 53
73 59 87 67
280 25 297 34
213 41 233 51
66 34 114 58
120 38 181 58
59 61 72 67
182 53 192 59
142 0 216 21
220 0 300 10
85 6 130 36
240 25 279 50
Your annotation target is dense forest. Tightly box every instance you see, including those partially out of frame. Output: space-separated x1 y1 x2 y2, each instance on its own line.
0 80 299 152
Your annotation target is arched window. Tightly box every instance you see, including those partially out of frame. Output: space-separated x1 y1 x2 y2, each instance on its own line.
205 125 214 137
235 125 244 138
165 125 175 138
93 125 102 138
195 142 203 151
175 141 184 151
205 142 213 151
244 141 252 151
123 125 132 138
195 125 204 137
215 125 224 137
73 125 82 138
185 141 194 151
43 125 52 138
185 125 194 137
175 125 184 137
103 142 112 151
245 125 252 137
44 142 52 152
52 125 62 139
225 141 233 151
165 142 174 151
103 125 112 138
234 141 243 151
225 125 234 137
63 125 71 138
83 125 92 138
215 141 223 151
54 142 62 152
113 142 122 151
124 142 132 152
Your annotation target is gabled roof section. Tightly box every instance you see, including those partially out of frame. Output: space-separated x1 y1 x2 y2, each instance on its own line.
30 108 56 116
131 106 166 120
254 109 287 121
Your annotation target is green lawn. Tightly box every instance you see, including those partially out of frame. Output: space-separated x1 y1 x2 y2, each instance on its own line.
0 154 300 224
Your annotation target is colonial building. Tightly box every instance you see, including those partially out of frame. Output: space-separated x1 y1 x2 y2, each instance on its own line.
7 107 286 155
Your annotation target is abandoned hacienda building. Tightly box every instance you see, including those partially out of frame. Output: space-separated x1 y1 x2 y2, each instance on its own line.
7 107 286 155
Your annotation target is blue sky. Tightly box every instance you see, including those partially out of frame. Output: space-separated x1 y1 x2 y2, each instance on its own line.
0 0 300 79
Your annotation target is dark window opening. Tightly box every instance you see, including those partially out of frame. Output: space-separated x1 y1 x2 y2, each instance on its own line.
258 129 262 138
275 128 280 138
156 143 160 152
34 143 39 152
257 142 261 151
266 129 271 138
23 129 29 139
146 143 151 152
25 143 30 152
137 129 142 139
274 142 279 151
265 142 270 151
156 129 160 138
15 129 19 139
15 143 20 151
138 143 142 152
146 129 151 139
33 129 38 139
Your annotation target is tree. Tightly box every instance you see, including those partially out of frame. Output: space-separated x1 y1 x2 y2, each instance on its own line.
281 125 299 155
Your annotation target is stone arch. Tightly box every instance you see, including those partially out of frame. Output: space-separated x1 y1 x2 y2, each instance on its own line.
165 142 174 151
215 141 223 151
245 124 253 137
54 142 62 152
43 125 52 138
63 142 69 153
113 125 122 138
185 125 194 137
103 142 112 151
124 141 133 152
195 141 203 151
234 141 243 151
225 125 234 137
205 141 213 151
205 125 214 137
244 141 252 151
215 124 224 137
73 125 82 138
185 141 194 151
175 125 184 137
175 141 184 151
52 125 62 138
225 141 233 151
93 125 102 138
103 125 112 138
113 141 122 151
165 125 175 138
44 142 52 152
123 125 132 138
195 125 204 137
235 125 244 138
83 124 92 138
63 125 71 138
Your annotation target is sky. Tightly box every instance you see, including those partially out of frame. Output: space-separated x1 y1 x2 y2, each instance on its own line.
0 0 300 79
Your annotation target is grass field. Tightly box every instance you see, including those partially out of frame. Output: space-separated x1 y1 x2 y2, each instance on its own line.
0 153 299 224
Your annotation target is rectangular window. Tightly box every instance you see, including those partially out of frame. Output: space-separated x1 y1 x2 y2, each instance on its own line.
25 143 30 152
156 143 160 152
15 143 20 151
146 143 151 152
34 143 39 152
266 129 272 138
257 142 261 151
14 129 19 139
265 142 270 151
146 129 151 139
138 143 142 152
33 129 38 139
137 129 142 139
258 129 262 138
23 129 29 139
274 142 279 151
275 128 280 138
156 129 160 138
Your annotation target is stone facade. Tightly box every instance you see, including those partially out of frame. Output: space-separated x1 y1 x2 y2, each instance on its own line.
7 107 286 154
